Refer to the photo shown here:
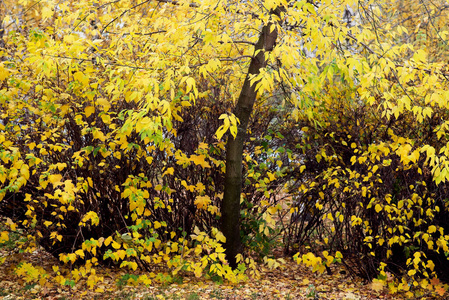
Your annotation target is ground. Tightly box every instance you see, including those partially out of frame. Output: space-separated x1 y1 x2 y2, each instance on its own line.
0 246 432 300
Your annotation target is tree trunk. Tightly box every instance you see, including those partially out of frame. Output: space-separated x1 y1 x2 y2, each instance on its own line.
221 11 282 268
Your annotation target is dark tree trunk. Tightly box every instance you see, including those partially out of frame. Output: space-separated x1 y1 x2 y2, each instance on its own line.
221 9 283 268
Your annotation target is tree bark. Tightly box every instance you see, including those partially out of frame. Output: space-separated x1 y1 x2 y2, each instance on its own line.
221 11 282 268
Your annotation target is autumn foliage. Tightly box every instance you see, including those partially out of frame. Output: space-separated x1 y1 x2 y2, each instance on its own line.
1 0 449 297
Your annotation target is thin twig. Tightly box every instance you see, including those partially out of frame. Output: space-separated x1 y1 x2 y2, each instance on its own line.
189 55 253 68
101 0 153 34
103 30 167 36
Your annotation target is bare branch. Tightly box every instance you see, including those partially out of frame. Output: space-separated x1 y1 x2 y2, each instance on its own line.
155 0 199 8
103 30 167 36
101 0 153 34
189 55 253 68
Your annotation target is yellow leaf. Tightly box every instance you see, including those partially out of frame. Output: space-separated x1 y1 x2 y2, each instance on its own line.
216 114 230 140
68 253 77 262
81 211 100 226
195 182 206 193
55 163 67 171
162 167 174 177
96 98 111 110
375 204 382 213
190 154 211 168
104 236 113 246
426 260 435 271
409 150 420 163
0 64 10 81
154 221 162 229
93 130 106 141
0 231 9 243
75 249 85 259
42 6 53 20
111 240 121 249
74 71 89 86
185 77 196 94
194 266 202 277
194 195 211 210
49 174 63 186
117 249 126 260
84 106 95 118
371 280 384 292
215 231 226 243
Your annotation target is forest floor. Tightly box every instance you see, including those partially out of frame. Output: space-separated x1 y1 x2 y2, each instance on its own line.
0 246 441 300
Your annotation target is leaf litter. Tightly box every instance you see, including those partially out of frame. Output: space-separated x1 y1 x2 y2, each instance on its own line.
0 246 437 299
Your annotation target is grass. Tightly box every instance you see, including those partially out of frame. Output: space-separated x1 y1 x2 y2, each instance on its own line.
209 288 226 299
115 290 136 300
0 287 9 297
187 293 200 300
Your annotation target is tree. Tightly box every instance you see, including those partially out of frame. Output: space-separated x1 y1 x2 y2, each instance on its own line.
2 0 449 296
221 6 284 268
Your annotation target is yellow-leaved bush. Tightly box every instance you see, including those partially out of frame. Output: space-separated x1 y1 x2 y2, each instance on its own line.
285 0 449 296
0 0 303 291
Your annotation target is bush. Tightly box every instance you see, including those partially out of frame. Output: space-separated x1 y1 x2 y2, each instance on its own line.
284 77 449 283
0 25 298 270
